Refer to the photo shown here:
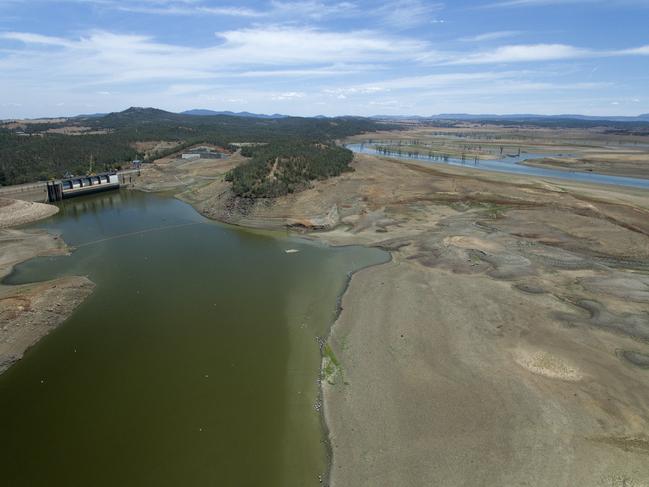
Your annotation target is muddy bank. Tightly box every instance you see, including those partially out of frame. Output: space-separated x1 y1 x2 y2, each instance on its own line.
0 276 94 374
0 198 58 229
311 157 649 486
0 198 94 375
321 228 649 486
346 125 649 181
523 156 649 180
324 260 649 486
131 148 649 485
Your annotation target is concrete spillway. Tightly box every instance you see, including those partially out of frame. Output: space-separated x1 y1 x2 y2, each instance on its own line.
46 173 120 202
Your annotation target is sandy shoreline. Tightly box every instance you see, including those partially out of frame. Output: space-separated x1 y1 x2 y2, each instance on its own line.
0 198 94 375
144 151 649 485
322 259 649 485
0 198 58 229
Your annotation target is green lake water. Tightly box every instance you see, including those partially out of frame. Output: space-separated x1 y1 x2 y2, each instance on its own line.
0 190 387 486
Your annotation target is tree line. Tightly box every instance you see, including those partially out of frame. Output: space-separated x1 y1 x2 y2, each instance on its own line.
226 142 354 198
0 108 388 186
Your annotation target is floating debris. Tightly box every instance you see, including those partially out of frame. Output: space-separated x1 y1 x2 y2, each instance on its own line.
285 249 300 254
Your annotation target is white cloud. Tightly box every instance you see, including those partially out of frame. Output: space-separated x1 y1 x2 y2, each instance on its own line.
443 42 649 65
323 86 388 97
369 99 400 106
448 44 589 64
322 72 609 100
271 91 306 100
482 0 649 7
1 31 76 47
1 0 265 17
268 1 359 19
214 27 427 65
115 3 264 17
100 0 358 19
485 0 597 6
1 18 648 117
620 45 649 55
372 0 445 28
0 27 427 87
3 29 649 91
92 0 445 28
321 72 521 98
459 31 522 42
237 65 373 78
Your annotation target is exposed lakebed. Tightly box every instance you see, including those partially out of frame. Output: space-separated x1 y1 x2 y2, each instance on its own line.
0 190 387 486
347 142 649 189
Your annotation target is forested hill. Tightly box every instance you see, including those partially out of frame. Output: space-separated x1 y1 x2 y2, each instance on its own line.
226 142 354 198
0 107 388 186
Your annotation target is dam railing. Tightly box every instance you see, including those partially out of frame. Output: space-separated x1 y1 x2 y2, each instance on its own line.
0 169 142 203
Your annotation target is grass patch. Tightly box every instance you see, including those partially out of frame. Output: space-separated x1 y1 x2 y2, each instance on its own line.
322 343 343 385
478 202 509 219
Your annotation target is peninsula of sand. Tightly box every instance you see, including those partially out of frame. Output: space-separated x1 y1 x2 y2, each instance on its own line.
0 198 94 374
132 137 649 486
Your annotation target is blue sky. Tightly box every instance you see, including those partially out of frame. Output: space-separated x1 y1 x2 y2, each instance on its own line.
1 0 648 118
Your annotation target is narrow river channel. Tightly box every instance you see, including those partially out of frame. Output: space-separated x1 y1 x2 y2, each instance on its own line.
347 142 649 189
0 190 388 487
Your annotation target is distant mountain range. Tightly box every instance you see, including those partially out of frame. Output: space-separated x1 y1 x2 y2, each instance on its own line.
180 109 288 119
181 109 649 123
11 107 649 125
371 113 649 123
